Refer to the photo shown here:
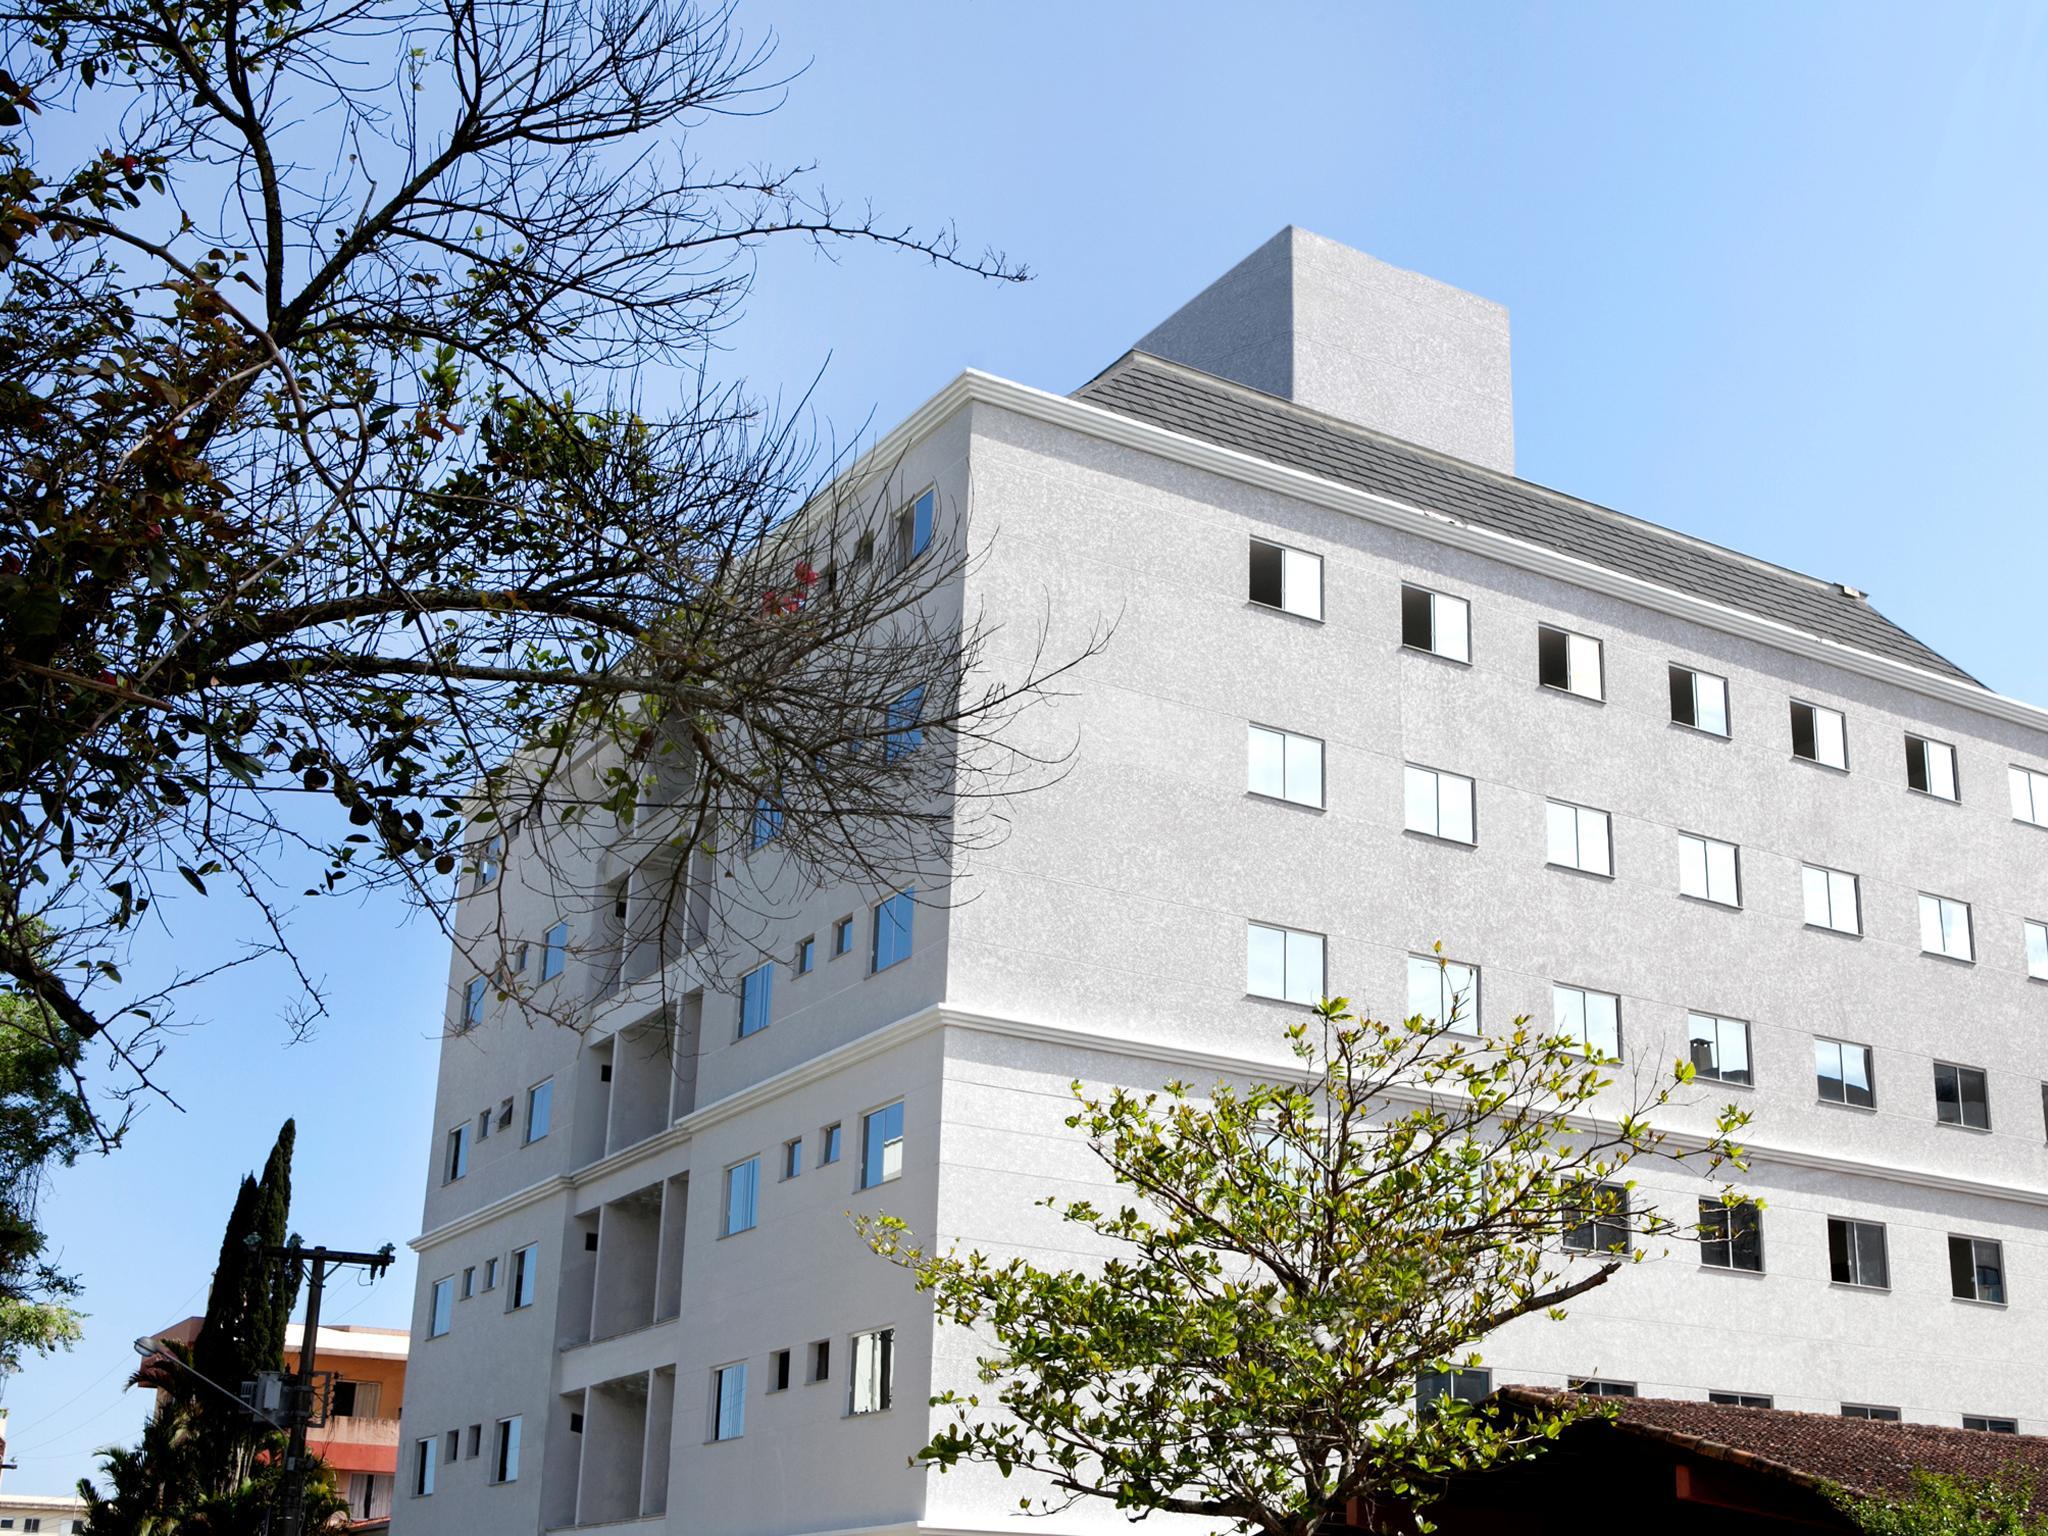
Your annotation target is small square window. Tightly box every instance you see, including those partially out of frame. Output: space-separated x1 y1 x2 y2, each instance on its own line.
1700 1198 1764 1272
1828 1217 1889 1289
1407 954 1479 1035
1545 800 1612 876
849 1327 895 1415
1249 725 1326 809
1842 1404 1901 1421
1802 865 1861 935
540 920 569 981
1537 626 1603 701
1906 734 1959 800
1416 1367 1492 1417
1790 701 1849 769
819 1123 843 1165
1403 764 1475 844
1246 922 1325 1005
796 936 816 975
1949 1234 2006 1304
861 1102 905 1190
1669 664 1730 736
1248 538 1322 620
872 891 915 972
723 1156 760 1236
738 963 773 1038
1919 893 1974 962
1553 984 1620 1060
1935 1061 1991 1130
1814 1038 1875 1108
832 916 855 957
1687 1013 1752 1085
1401 584 1470 662
1563 1181 1630 1254
1677 832 1741 906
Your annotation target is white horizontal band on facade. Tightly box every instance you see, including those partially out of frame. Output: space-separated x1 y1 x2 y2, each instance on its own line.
827 366 2048 739
412 1001 2048 1254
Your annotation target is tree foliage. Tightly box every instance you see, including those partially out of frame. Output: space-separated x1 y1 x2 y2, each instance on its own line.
1837 1471 2048 1536
0 0 1081 1125
862 985 1751 1536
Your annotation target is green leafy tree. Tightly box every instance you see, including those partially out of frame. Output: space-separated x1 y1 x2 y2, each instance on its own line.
0 0 1082 1131
862 986 1751 1536
1837 1470 2048 1536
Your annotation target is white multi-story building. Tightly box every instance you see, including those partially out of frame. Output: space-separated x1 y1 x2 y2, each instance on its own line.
393 228 2048 1535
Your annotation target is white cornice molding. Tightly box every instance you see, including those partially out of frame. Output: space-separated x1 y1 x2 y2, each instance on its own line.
836 367 2048 737
414 1002 2048 1251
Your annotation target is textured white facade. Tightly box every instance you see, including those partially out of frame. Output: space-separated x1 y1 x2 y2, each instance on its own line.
394 238 2048 1536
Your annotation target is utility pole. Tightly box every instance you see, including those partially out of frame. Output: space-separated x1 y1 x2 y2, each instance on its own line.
255 1239 394 1535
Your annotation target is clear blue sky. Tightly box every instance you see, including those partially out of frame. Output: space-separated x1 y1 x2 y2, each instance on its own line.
8 0 2046 1495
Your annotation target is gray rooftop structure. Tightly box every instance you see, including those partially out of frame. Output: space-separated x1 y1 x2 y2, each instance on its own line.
1074 350 1976 686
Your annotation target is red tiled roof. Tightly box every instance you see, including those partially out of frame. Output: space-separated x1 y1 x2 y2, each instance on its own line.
1501 1388 2048 1507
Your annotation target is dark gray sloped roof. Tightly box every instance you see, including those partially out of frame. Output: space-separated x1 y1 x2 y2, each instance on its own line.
1072 353 1977 685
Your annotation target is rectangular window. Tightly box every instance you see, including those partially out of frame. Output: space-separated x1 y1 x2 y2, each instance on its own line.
1570 1379 1638 1398
1545 800 1612 876
524 1080 552 1143
540 920 569 981
713 1364 747 1440
849 1328 895 1415
884 686 925 762
1248 537 1322 621
1965 1416 2020 1435
897 487 935 567
1248 725 1325 808
482 1256 498 1291
1246 922 1325 1006
810 1338 832 1383
796 936 816 975
477 1108 491 1143
413 1438 436 1497
1828 1217 1890 1289
861 1102 905 1190
444 1428 459 1463
2030 921 2048 982
1700 1198 1764 1273
1709 1392 1773 1408
461 1266 475 1299
738 963 773 1038
1677 833 1741 906
1906 734 1959 800
1416 1367 1492 1417
1814 1038 1875 1108
462 976 487 1032
429 1276 454 1338
2011 766 2048 827
1400 583 1470 662
492 1416 521 1482
1403 764 1475 844
510 1245 537 1310
1563 1182 1630 1254
1950 1234 2007 1304
872 890 915 972
1687 1013 1752 1086
782 1137 803 1179
723 1157 760 1235
1935 1061 1991 1129
1669 664 1730 736
771 1348 792 1392
750 795 783 849
820 1123 843 1165
833 916 854 956
1408 954 1479 1034
1801 865 1861 935
466 1423 482 1457
1537 626 1603 701
473 834 503 891
1790 701 1849 769
1919 893 1974 961
444 1124 470 1183
1842 1404 1901 1421
1552 984 1620 1061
